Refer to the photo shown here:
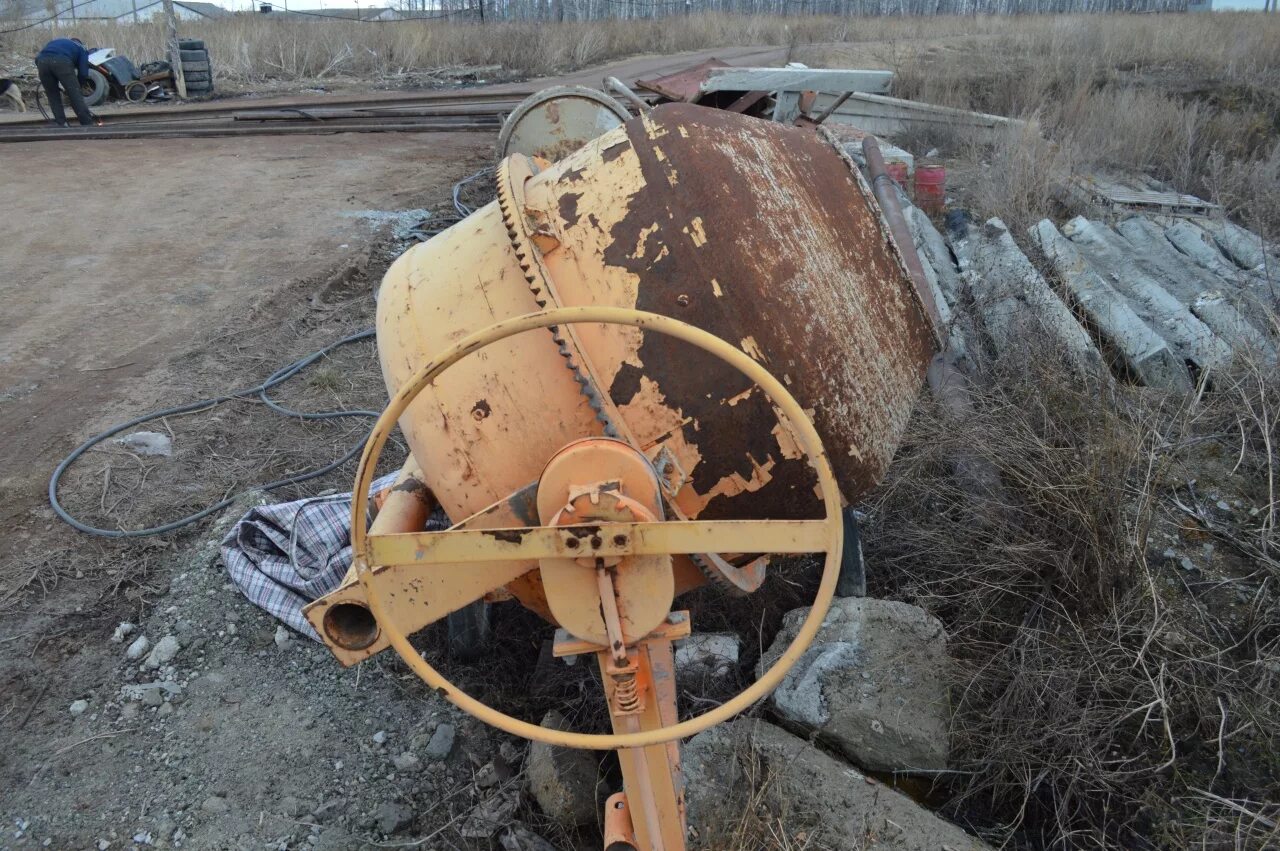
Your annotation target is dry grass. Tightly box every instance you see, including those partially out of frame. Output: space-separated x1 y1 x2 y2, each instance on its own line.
2 13 898 81
863 346 1280 849
695 741 833 851
830 13 1280 237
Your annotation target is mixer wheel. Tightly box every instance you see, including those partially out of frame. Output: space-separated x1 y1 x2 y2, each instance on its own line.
347 307 846 752
446 601 491 662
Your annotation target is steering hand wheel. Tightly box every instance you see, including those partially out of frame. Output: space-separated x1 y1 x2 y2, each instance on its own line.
350 306 844 750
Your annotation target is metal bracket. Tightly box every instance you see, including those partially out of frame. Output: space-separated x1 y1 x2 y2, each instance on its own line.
552 611 692 659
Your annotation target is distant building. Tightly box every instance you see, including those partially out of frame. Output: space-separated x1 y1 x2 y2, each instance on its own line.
269 5 402 18
174 0 235 18
5 0 233 23
1187 0 1212 9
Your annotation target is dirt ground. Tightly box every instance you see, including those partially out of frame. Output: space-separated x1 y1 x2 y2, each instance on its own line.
0 46 819 851
0 128 501 850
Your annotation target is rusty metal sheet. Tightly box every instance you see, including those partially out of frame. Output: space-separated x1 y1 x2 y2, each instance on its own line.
633 58 731 103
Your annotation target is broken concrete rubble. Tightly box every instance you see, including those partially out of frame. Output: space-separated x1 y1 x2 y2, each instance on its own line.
947 215 1105 378
525 710 602 827
904 204 975 366
1029 219 1192 392
1060 217 1237 372
1113 217 1276 362
683 719 992 850
499 823 562 851
757 597 950 774
1195 216 1272 271
459 790 519 839
906 205 964 309
674 632 740 682
1160 218 1278 313
1163 219 1255 282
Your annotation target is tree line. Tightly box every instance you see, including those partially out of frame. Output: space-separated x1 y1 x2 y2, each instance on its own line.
399 0 1202 22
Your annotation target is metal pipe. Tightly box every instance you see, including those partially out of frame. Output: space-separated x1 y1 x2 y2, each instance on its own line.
233 105 515 121
861 135 944 339
604 76 651 113
812 90 854 125
0 88 535 128
0 121 496 143
861 137 1009 505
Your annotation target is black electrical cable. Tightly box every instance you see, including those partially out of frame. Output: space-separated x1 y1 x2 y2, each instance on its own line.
452 165 494 217
50 170 490 539
48 328 378 538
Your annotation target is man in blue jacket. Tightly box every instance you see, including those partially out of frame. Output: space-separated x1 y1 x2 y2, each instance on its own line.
35 37 94 127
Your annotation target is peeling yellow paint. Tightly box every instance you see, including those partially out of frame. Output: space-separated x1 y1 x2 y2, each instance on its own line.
617 376 687 449
642 113 669 140
688 217 707 247
654 147 668 163
631 223 660 261
740 336 767 363
677 125 689 138
772 422 803 460
724 386 755 407
711 279 723 298
684 454 779 515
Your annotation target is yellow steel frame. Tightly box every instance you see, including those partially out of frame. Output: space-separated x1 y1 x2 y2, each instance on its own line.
367 519 830 565
351 306 844 751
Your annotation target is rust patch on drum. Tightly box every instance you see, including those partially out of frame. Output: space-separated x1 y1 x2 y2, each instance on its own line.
594 104 934 516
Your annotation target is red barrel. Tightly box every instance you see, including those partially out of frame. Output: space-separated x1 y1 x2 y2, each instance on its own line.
885 159 910 195
914 162 946 214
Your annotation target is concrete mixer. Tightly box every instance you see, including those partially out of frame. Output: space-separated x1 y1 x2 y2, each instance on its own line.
303 103 937 850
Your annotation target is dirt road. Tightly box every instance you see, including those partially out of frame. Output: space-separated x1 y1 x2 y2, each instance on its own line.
0 131 485 552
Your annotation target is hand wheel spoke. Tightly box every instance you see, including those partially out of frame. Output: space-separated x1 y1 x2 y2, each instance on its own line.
348 306 844 751
364 519 830 568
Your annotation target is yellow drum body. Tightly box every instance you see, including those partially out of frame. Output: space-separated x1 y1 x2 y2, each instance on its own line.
377 103 935 531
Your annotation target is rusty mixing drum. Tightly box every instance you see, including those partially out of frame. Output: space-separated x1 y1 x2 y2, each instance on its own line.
305 103 936 851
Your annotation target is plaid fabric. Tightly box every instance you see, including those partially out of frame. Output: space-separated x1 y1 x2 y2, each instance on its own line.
220 474 449 641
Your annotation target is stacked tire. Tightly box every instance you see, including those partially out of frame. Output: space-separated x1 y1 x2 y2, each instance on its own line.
177 38 213 96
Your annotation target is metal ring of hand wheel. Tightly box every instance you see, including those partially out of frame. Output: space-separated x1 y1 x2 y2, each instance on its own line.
350 306 843 750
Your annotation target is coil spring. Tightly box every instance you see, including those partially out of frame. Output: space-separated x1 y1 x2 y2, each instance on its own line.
613 671 641 714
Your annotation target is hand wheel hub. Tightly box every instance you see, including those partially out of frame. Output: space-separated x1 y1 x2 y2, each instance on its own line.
536 437 673 647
